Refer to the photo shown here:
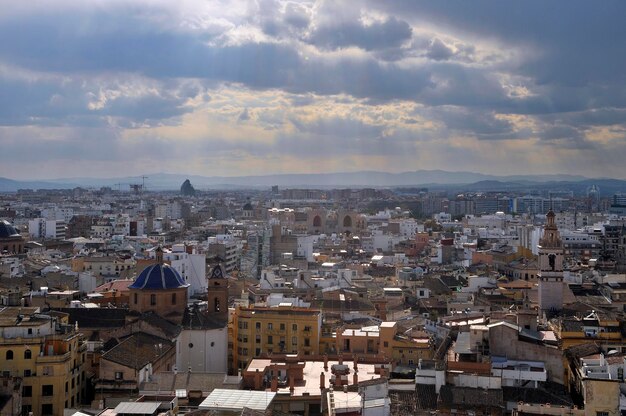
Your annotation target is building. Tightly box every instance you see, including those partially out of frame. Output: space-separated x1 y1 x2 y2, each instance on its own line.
176 265 229 373
335 321 434 366
96 332 176 399
538 210 565 314
28 218 66 240
0 307 87 416
230 306 322 374
0 219 25 254
128 248 189 324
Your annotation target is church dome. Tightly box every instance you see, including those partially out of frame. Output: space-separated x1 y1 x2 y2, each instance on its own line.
0 220 21 239
129 263 189 290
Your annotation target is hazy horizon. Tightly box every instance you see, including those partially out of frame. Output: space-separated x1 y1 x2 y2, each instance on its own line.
1 1 626 180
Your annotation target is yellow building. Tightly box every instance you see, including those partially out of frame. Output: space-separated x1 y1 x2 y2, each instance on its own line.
230 306 321 374
0 307 87 416
335 321 433 366
552 312 623 350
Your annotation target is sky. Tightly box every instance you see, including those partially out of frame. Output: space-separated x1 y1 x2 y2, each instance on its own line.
1 0 626 180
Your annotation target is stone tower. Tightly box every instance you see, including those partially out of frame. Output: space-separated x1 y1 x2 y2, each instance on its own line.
207 264 229 321
538 210 564 313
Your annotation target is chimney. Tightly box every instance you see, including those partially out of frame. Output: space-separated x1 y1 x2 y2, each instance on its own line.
353 370 358 385
271 376 278 392
353 357 358 371
289 375 295 394
324 354 328 371
320 372 325 390
339 353 343 365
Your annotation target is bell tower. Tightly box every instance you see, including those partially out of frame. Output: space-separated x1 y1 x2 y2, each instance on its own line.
538 210 564 313
207 264 229 321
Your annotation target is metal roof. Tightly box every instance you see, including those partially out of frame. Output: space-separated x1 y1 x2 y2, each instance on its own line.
113 402 161 414
199 389 276 411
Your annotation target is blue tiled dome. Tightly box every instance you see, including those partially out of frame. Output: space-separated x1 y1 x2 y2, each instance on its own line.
129 264 189 290
0 220 21 239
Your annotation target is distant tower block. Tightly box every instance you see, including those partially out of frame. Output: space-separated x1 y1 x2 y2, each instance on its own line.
538 210 564 313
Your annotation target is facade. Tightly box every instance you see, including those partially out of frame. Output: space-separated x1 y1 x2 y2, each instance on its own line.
128 248 189 324
538 210 565 313
0 307 87 416
176 264 229 372
0 219 25 254
28 218 66 240
335 322 433 366
230 306 322 374
96 332 176 399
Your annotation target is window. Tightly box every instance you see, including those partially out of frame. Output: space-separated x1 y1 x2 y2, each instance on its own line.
171 293 176 305
41 404 53 416
255 348 261 356
27 328 32 335
267 335 273 344
150 294 156 305
292 324 297 331
24 369 31 377
24 349 32 359
5 350 13 360
304 326 311 332
292 337 298 345
383 341 389 347
42 366 52 376
65 382 68 393
22 386 32 397
134 293 138 304
42 385 54 396
256 322 261 330
280 323 285 331
115 371 123 380
304 338 310 347
256 335 261 344
268 323 273 330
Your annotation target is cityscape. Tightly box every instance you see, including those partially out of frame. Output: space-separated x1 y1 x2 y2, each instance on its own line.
2 1 626 416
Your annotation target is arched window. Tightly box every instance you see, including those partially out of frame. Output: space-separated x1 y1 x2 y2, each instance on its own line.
343 215 352 228
6 350 13 360
24 350 32 359
313 215 322 227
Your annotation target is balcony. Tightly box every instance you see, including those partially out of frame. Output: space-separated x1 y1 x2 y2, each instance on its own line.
37 351 71 364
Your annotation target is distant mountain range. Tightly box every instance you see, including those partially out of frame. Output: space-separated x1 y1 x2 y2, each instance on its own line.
1 170 625 195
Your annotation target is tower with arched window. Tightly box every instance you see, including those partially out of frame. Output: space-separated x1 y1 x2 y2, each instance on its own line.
538 210 565 313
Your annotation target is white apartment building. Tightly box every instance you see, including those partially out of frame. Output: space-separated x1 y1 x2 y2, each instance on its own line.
28 218 66 240
41 207 74 223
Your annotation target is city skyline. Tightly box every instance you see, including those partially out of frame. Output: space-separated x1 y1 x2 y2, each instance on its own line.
1 1 626 180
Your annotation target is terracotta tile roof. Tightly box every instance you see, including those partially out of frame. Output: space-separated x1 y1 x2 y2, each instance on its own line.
101 332 174 370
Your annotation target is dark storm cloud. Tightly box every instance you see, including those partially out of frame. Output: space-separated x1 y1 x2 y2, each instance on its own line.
434 109 516 139
308 16 413 51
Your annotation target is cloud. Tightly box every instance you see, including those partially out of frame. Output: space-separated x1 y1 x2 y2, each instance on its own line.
308 16 413 51
1 1 626 179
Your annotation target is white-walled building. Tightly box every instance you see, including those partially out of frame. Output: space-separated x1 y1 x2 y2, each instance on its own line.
28 218 66 240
